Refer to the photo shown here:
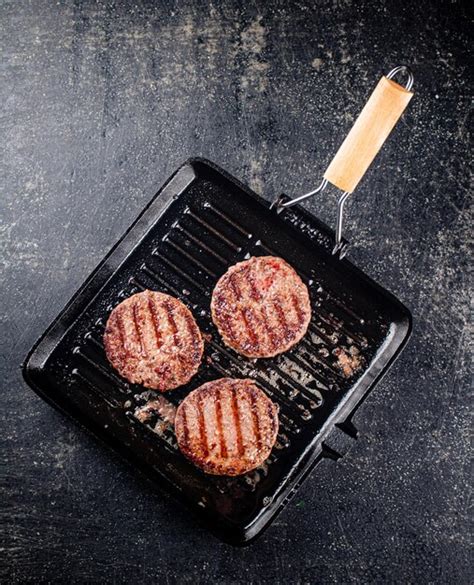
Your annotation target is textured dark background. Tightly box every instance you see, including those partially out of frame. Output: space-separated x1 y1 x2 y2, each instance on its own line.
1 1 471 583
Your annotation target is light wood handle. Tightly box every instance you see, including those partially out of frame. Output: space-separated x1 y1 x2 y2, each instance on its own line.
323 77 413 193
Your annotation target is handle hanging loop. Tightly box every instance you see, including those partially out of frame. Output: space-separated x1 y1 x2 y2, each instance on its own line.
386 65 414 91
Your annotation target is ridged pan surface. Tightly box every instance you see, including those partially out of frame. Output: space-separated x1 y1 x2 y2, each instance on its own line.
23 159 411 545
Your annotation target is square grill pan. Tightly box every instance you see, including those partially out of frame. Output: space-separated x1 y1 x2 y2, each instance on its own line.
23 158 412 545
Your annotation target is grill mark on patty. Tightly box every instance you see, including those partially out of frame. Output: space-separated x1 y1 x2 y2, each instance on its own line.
231 383 245 457
183 311 201 358
163 299 191 371
180 405 190 450
147 296 162 349
239 262 287 350
222 272 261 349
228 273 242 302
261 305 279 349
248 304 277 350
291 292 305 326
241 307 259 347
197 395 209 459
216 310 236 340
214 390 227 458
114 311 126 350
163 300 180 345
267 401 275 435
160 300 183 383
132 303 146 356
244 265 261 301
273 299 292 340
249 390 262 452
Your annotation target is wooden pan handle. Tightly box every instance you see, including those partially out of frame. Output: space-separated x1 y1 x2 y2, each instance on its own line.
323 76 413 193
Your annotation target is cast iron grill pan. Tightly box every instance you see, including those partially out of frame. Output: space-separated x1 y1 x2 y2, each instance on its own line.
23 159 411 544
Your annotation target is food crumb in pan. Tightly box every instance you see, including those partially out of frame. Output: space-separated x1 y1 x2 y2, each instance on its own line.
333 346 362 377
280 360 314 387
133 394 177 426
154 420 169 434
244 469 261 488
134 408 151 423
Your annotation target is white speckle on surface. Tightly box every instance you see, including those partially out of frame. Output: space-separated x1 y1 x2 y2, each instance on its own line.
239 17 269 93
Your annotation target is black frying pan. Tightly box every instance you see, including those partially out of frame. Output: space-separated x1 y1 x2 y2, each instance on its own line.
23 67 414 545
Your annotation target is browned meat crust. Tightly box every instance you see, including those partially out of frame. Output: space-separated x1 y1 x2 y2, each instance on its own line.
103 290 203 391
211 256 311 358
175 378 279 476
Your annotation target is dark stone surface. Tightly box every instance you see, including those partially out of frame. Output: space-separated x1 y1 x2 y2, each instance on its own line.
1 1 471 583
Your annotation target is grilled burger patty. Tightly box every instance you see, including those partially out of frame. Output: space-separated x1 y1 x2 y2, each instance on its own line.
211 256 311 358
175 378 279 476
104 290 203 391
